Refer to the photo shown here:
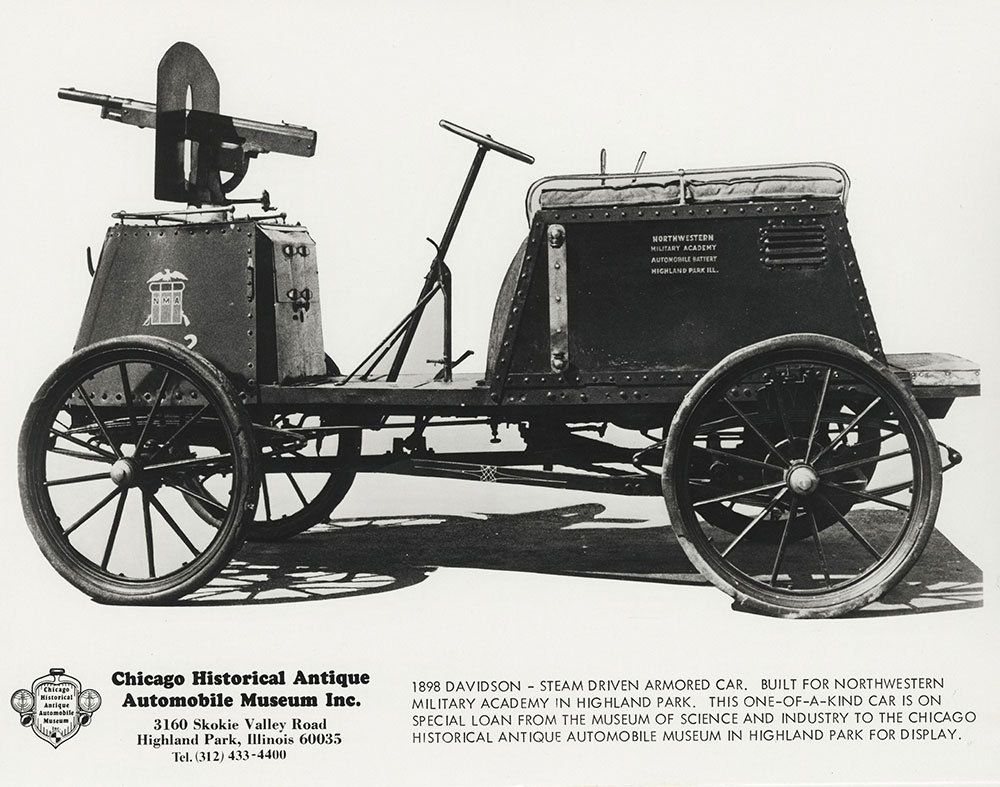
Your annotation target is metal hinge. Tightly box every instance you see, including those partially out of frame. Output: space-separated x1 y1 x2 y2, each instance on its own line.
547 224 568 373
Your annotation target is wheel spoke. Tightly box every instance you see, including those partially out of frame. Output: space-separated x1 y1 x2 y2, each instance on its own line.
74 387 124 459
689 480 784 506
49 428 117 461
693 479 787 508
724 398 790 466
101 488 129 570
147 494 200 557
45 470 113 487
691 444 786 473
720 488 788 557
817 446 912 477
808 507 832 586
811 396 883 464
63 487 122 537
769 496 799 586
804 368 831 462
823 480 911 512
816 491 883 559
286 473 309 506
135 370 172 455
261 474 273 520
144 453 234 475
46 446 114 464
142 491 156 577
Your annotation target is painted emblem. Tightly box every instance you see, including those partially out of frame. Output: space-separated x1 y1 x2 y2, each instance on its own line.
10 668 101 748
144 268 190 326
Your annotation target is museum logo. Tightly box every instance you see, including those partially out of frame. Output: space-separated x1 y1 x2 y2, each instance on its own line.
10 668 102 748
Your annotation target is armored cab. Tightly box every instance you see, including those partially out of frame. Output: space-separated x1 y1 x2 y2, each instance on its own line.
487 164 880 413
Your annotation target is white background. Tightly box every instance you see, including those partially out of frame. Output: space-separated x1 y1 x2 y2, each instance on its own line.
1 2 998 785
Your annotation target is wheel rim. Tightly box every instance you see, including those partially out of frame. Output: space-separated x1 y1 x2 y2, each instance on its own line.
664 335 940 616
19 339 258 602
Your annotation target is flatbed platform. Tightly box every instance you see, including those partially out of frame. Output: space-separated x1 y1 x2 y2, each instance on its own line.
886 352 981 398
257 353 980 409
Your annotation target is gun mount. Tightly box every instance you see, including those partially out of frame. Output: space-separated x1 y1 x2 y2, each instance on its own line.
59 42 316 207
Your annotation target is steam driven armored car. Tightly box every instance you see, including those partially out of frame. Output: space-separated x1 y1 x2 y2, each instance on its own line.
19 42 980 617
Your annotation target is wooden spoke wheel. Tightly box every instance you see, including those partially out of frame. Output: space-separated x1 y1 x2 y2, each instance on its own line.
18 337 259 604
662 334 941 618
185 413 361 542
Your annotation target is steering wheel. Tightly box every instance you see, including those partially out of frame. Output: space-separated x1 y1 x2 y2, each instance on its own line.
439 120 534 164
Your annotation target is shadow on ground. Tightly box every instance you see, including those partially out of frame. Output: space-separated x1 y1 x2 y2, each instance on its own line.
183 503 982 617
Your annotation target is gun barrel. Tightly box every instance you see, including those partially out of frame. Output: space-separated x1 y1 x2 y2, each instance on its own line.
58 87 157 127
58 88 114 106
57 87 315 156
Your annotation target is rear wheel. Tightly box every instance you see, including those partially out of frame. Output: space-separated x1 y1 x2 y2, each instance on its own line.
662 334 940 618
18 337 259 604
187 413 361 541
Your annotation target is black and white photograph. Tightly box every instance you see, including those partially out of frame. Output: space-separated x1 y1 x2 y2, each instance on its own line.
1 2 998 785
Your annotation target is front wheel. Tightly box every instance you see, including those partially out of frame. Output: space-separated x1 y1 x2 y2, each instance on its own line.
662 334 941 618
19 337 259 603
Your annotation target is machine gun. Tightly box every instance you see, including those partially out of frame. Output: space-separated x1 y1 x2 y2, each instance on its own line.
59 42 316 207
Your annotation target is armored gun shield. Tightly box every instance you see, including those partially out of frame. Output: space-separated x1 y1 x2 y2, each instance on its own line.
154 41 224 205
76 221 326 394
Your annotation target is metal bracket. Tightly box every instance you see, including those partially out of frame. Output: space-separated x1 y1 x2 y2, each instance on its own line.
939 440 963 473
547 224 569 373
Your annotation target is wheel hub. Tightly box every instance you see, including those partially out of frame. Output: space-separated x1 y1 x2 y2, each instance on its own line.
785 463 820 496
109 458 138 488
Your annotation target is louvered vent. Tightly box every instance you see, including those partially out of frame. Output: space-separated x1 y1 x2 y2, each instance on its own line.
760 221 827 268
